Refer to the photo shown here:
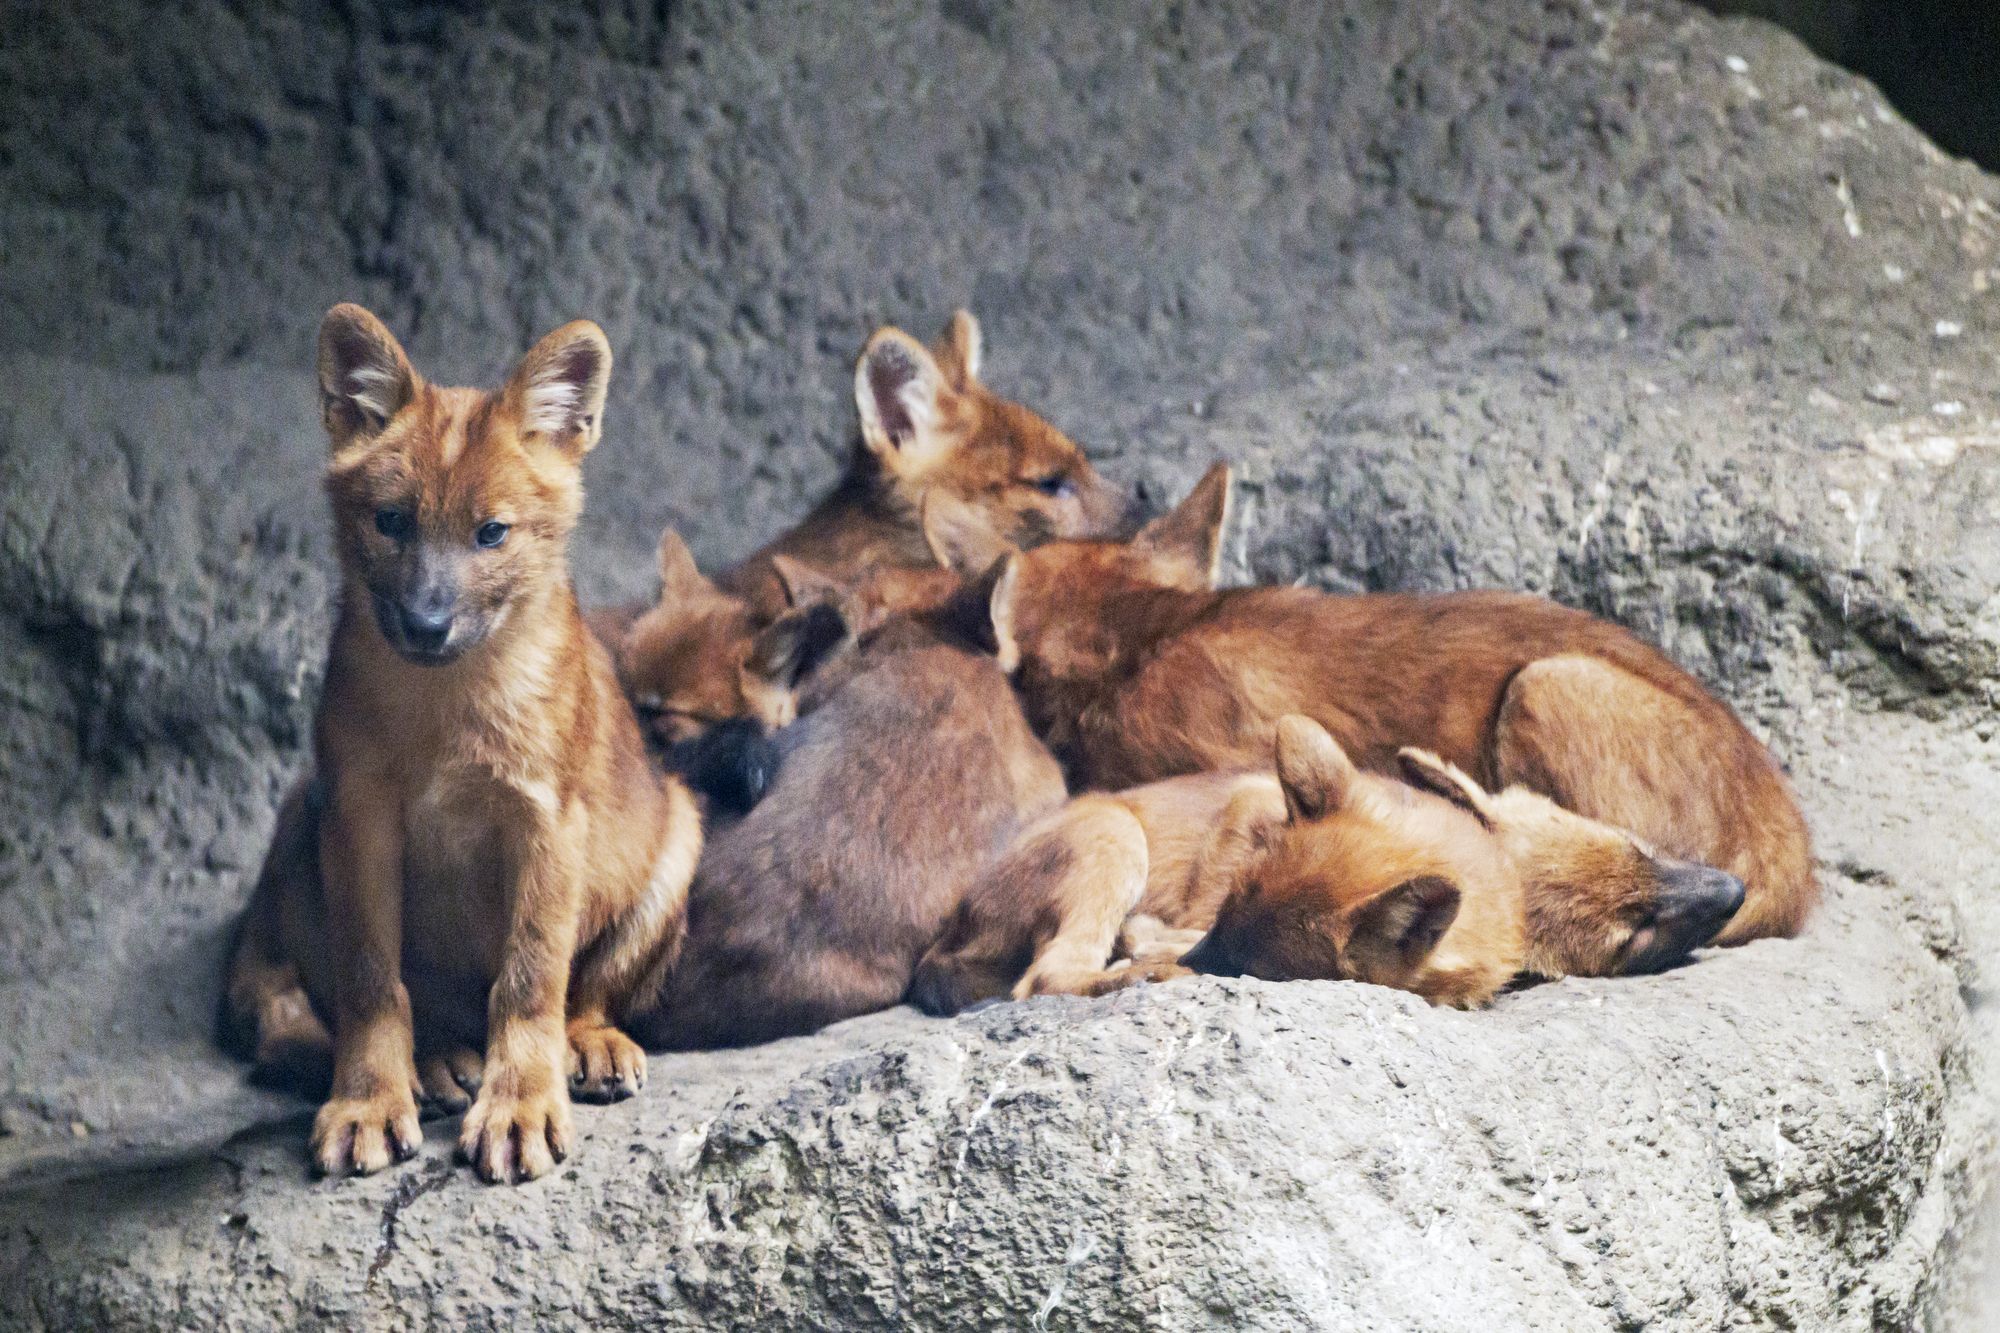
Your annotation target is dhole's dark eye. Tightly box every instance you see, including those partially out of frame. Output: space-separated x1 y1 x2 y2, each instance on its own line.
475 521 510 549
374 508 412 540
1030 474 1076 499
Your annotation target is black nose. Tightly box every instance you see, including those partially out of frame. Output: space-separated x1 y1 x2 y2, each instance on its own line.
1624 863 1748 974
397 604 454 654
1714 870 1747 921
1179 932 1240 977
665 718 779 817
1669 865 1746 933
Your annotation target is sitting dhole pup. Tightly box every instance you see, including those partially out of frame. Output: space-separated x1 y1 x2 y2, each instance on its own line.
927 465 1814 944
719 310 1132 618
226 305 701 1184
913 717 1743 1012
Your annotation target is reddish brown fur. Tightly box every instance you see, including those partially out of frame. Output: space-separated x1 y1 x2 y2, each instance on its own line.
954 465 1815 944
719 311 1130 619
223 305 701 1184
629 585 1066 1049
613 530 814 748
915 721 1520 1010
914 719 1744 1012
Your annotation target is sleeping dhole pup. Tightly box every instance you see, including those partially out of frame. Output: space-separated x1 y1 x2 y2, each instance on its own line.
927 464 1814 944
912 717 1744 1012
604 484 1032 814
1176 728 1745 995
605 528 847 814
225 305 702 1184
626 562 1066 1048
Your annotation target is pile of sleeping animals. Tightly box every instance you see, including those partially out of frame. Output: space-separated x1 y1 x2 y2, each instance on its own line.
224 306 1812 1182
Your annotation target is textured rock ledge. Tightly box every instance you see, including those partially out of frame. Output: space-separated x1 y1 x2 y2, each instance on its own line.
0 875 1971 1330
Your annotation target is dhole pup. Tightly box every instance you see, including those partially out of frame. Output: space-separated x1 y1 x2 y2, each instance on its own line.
627 564 1067 1049
912 717 1744 1012
929 465 1814 944
607 528 847 814
226 305 701 1184
719 310 1132 618
604 490 1023 815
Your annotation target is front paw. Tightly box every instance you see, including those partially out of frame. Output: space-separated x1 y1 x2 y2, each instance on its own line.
310 1085 422 1176
1086 961 1195 996
459 1082 573 1184
567 1021 647 1103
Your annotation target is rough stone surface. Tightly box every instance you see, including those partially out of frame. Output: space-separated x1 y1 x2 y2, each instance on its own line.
0 0 1995 1327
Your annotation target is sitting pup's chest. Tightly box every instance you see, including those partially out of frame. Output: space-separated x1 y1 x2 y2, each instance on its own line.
399 758 554 980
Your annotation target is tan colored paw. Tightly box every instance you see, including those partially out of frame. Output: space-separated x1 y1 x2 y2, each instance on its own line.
567 1022 647 1104
250 998 335 1093
254 989 333 1067
417 1047 484 1115
310 1084 421 1177
1086 961 1195 996
459 1083 573 1184
1119 927 1209 966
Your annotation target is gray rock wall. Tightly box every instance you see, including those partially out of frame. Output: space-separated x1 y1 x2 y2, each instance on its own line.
0 0 1995 1326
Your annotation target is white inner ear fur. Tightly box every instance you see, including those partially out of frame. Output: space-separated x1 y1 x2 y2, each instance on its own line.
952 312 982 383
857 333 951 468
987 558 1021 673
342 359 407 425
522 350 598 436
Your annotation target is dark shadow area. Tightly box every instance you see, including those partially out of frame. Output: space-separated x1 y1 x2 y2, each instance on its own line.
1701 0 2000 169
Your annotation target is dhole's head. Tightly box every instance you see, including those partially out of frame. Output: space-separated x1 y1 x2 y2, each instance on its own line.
318 303 609 666
776 542 965 643
1180 717 1502 996
1392 750 1746 977
620 531 847 746
616 531 848 813
925 462 1234 700
852 310 1132 545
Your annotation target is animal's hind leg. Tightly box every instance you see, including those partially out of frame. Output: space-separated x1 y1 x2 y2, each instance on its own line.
223 777 335 1092
909 796 1149 1015
417 1046 485 1115
1015 798 1155 999
1492 654 1817 944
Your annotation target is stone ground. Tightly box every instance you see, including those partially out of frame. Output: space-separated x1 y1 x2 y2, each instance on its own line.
0 0 1995 1326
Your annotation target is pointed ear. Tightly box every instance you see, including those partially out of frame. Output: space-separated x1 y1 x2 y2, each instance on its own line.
922 491 1016 574
746 601 851 688
1133 462 1232 589
1273 715 1357 823
938 554 1020 672
988 556 1021 673
855 327 958 475
1396 748 1498 829
505 320 612 455
655 528 716 602
317 303 416 445
1351 876 1462 968
931 309 983 389
767 554 847 610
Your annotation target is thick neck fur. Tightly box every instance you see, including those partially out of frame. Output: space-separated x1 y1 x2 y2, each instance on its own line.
759 448 934 570
1013 583 1227 742
326 568 586 773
